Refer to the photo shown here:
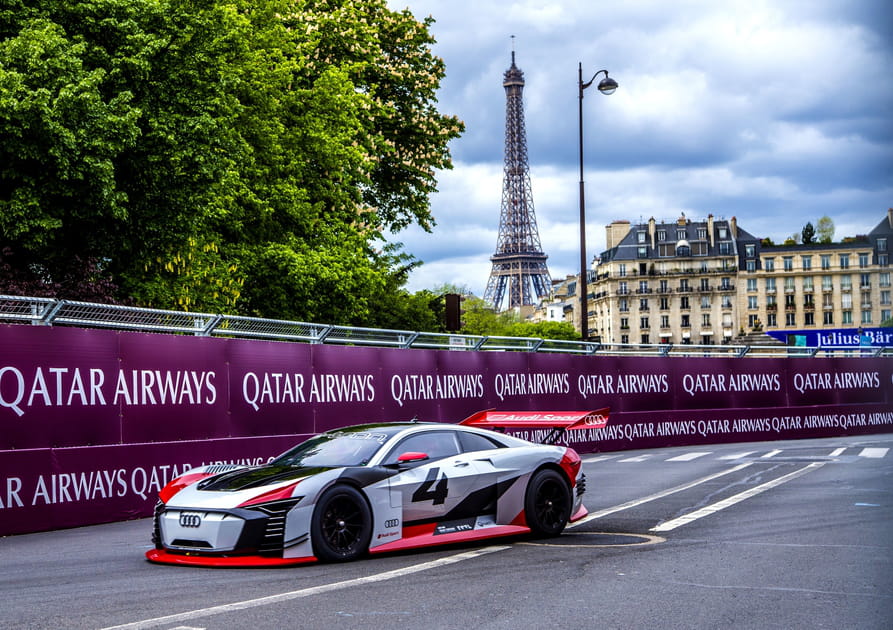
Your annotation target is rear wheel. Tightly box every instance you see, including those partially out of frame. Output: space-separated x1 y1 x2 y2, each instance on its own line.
311 485 372 562
524 469 572 537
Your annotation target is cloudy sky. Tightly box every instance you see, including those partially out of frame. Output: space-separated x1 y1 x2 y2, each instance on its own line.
384 0 893 296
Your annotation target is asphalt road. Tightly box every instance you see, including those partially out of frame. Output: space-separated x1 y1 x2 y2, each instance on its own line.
3 434 891 630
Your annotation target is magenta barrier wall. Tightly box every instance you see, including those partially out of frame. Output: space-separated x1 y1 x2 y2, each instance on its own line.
1 325 891 536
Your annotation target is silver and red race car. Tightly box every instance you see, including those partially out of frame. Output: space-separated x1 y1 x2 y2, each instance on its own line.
146 409 608 567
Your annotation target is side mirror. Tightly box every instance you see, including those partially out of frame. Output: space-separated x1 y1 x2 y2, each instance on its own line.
397 451 429 464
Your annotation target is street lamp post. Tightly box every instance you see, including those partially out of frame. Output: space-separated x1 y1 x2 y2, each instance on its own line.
578 62 617 342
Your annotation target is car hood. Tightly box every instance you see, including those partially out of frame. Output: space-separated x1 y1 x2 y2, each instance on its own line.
197 465 334 492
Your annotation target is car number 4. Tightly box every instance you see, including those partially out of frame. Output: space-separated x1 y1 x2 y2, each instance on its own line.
411 467 449 505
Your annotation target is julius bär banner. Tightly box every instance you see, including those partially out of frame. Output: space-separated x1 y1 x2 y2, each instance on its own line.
1 325 891 535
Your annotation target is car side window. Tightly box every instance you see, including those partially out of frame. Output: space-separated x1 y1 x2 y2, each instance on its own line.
383 431 460 465
458 431 504 453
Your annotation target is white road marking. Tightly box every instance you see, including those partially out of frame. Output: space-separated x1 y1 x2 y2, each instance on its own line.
583 454 622 463
718 451 755 460
829 447 847 457
760 449 782 458
859 447 888 459
570 463 753 528
618 455 652 462
666 452 711 462
650 463 825 532
99 546 510 630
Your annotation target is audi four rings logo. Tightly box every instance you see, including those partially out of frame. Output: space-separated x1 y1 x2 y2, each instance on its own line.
179 513 202 528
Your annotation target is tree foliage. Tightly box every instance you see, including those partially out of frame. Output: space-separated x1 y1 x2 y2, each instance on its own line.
801 221 815 244
502 321 581 340
816 216 835 244
438 293 579 340
456 295 518 336
0 0 463 324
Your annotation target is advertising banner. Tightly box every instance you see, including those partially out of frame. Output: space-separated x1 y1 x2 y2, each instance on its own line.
1 325 891 536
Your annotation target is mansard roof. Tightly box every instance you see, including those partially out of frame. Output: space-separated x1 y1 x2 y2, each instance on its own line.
868 208 893 238
600 216 758 263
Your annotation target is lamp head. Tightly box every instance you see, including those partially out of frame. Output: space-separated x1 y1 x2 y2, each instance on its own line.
597 75 618 95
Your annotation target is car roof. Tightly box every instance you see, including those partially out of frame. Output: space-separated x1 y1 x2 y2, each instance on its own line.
323 422 457 437
323 421 530 449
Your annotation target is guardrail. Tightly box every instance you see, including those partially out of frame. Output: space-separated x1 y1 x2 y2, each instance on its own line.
1 294 890 358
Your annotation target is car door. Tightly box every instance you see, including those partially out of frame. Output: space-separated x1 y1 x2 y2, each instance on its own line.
383 430 486 525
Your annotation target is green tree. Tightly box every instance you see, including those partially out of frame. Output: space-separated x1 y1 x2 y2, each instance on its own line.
0 0 463 323
0 14 141 297
351 245 443 332
502 320 581 340
458 295 518 336
816 216 835 244
801 221 815 244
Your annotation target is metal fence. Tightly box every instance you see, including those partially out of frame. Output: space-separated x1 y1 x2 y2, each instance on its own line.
1 294 890 358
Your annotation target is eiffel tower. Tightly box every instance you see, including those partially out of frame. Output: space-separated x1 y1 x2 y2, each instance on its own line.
483 51 551 311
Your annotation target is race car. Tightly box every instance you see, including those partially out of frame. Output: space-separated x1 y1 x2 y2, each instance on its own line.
146 409 609 567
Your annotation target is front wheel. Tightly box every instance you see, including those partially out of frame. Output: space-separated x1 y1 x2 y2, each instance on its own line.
311 485 372 562
524 469 572 537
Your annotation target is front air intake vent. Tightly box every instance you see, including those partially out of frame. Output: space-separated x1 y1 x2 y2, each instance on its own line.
151 501 164 548
171 539 213 549
247 499 302 555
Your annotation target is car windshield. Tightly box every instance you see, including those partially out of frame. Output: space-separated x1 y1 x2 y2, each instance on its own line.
271 429 390 467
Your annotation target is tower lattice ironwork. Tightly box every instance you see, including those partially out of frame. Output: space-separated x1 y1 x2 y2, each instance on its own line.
483 52 551 311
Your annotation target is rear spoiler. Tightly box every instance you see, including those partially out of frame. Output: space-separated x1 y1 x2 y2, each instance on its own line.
459 408 609 445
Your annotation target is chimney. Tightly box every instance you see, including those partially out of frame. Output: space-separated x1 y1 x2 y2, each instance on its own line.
730 216 738 238
649 217 656 249
707 214 714 248
888 207 892 228
605 220 631 250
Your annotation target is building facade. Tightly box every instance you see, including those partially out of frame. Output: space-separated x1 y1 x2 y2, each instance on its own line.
577 208 893 345
752 209 892 344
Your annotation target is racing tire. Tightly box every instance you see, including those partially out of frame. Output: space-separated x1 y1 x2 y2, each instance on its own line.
311 484 373 563
524 469 572 537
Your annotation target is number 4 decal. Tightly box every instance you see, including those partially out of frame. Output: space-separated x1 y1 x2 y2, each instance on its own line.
412 467 449 505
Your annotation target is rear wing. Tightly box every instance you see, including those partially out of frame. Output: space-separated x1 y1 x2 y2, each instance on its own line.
459 408 609 444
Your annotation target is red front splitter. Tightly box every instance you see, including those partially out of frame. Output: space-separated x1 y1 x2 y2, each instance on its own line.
145 549 317 568
569 504 588 522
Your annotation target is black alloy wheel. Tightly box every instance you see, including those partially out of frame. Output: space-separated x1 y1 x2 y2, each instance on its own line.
311 485 372 562
524 469 572 537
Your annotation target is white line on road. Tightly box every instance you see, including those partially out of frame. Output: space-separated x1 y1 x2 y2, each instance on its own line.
618 455 653 462
829 447 847 457
859 447 889 459
666 452 711 462
582 454 622 463
570 463 753 528
99 546 511 630
718 451 755 460
650 463 825 532
760 449 782 458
